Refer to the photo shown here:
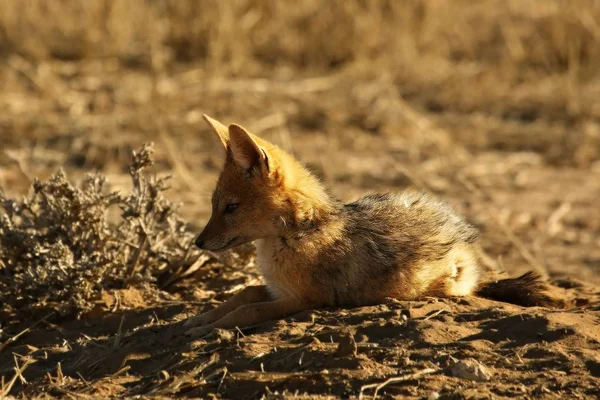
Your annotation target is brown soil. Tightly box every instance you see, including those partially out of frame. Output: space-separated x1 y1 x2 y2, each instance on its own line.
1 1 600 398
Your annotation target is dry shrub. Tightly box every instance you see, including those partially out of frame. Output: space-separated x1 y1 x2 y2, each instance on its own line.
0 144 200 317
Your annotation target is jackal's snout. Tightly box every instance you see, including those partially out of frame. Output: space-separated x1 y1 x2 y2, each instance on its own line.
194 218 223 251
194 226 209 249
194 214 242 251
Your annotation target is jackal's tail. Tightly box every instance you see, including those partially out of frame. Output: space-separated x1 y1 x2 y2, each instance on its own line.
476 271 566 308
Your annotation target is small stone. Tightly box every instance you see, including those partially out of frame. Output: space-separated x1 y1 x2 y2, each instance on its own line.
428 392 440 400
357 334 370 343
214 328 234 342
335 332 358 358
396 308 411 320
450 358 492 381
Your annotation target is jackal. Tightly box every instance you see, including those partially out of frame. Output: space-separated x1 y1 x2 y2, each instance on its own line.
184 115 562 337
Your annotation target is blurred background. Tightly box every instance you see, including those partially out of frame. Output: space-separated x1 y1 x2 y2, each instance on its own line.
0 0 599 282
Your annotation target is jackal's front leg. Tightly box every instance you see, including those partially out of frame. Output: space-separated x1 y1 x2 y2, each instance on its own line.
185 298 311 338
183 285 271 329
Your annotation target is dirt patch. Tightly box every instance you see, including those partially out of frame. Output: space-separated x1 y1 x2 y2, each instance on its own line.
2 293 599 398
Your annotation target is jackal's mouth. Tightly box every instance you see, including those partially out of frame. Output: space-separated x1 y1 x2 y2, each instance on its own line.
212 236 239 252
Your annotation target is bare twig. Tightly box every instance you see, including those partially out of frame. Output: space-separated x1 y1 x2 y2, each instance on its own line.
359 368 438 399
0 355 34 398
0 312 54 354
113 315 125 348
126 234 148 278
111 365 131 378
216 367 228 392
422 309 446 321
150 353 218 395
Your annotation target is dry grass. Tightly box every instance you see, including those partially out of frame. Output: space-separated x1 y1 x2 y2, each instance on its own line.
2 1 600 75
1 1 599 104
1 0 599 170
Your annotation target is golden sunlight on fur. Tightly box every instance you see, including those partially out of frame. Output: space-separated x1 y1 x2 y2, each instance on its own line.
184 115 564 337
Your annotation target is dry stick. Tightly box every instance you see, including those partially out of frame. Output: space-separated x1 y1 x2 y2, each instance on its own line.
359 368 438 399
160 245 210 290
456 174 549 279
126 234 147 278
235 327 246 338
159 245 192 288
0 356 34 398
86 355 108 377
112 292 121 313
201 366 227 385
0 312 55 354
113 315 126 348
422 308 446 322
110 365 131 378
216 367 228 392
47 384 89 399
151 353 218 395
55 362 64 386
273 343 312 366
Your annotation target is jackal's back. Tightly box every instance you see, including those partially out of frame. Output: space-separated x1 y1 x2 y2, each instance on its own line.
305 191 481 306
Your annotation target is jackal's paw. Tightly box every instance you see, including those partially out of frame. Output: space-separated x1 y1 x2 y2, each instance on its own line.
183 312 213 328
185 325 214 338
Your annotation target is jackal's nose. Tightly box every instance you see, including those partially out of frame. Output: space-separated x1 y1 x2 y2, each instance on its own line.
194 237 204 249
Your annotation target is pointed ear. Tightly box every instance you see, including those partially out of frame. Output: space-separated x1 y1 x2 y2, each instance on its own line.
202 114 229 150
228 124 270 174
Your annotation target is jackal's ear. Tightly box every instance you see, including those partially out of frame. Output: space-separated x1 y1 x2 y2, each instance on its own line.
202 114 229 150
228 124 270 175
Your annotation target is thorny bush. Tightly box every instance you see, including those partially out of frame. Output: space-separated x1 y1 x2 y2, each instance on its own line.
0 143 201 318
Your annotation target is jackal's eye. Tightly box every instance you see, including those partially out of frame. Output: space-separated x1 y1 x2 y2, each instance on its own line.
224 202 239 214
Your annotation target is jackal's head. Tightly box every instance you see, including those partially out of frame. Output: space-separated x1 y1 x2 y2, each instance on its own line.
194 115 332 251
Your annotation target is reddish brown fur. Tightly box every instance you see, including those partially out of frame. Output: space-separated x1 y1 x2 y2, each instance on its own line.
184 115 564 337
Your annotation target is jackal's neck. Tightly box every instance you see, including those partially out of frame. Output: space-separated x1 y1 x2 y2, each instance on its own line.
288 186 339 227
278 162 341 236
